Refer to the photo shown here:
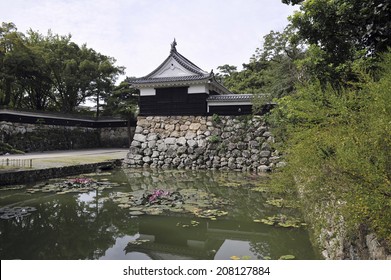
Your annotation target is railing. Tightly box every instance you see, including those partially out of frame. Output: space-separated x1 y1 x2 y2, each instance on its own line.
0 158 33 168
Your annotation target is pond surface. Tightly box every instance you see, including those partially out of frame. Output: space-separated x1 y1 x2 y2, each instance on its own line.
0 169 320 260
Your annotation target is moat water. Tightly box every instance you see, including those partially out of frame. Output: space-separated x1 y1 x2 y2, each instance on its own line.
0 169 319 260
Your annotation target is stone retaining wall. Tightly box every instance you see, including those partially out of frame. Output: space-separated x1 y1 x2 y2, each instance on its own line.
125 115 283 171
1 121 129 152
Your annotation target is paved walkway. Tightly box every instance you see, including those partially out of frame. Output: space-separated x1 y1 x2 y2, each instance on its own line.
0 149 129 169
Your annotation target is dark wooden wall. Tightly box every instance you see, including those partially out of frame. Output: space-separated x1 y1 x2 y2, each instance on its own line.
208 105 253 116
139 87 207 116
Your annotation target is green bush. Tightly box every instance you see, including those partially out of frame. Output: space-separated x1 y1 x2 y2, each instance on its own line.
269 51 391 247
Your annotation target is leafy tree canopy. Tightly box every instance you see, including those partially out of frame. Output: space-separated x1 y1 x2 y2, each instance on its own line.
0 22 125 115
285 0 391 86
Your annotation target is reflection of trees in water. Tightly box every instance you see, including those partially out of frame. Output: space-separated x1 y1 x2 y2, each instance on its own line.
249 227 318 260
0 170 317 260
0 192 138 259
249 240 270 259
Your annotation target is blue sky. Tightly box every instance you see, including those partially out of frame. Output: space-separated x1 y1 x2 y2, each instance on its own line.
0 0 297 79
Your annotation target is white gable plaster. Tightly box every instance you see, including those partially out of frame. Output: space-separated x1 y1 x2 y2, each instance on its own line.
152 57 196 78
139 88 156 96
188 84 209 94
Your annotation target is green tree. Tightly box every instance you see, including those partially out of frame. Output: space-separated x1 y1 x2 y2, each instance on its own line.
41 33 96 112
87 54 125 117
217 25 305 104
102 80 138 145
1 22 125 113
283 0 391 86
0 22 27 108
103 79 138 119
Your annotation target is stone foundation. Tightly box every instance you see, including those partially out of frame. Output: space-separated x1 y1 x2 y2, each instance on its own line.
125 115 283 171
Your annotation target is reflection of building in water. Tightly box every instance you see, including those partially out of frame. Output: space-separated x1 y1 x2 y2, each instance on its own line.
123 215 304 260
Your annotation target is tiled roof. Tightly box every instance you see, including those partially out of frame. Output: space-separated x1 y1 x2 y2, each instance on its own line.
130 41 211 85
130 74 211 85
128 40 233 95
207 94 253 102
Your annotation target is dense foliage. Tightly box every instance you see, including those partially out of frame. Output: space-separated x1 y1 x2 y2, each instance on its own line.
217 0 391 249
216 25 306 102
270 53 391 245
0 22 124 115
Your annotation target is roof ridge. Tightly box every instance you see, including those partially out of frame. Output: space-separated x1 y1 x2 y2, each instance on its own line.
136 41 209 80
172 51 208 75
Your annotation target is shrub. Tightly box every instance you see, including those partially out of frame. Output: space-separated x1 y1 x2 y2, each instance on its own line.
268 51 391 247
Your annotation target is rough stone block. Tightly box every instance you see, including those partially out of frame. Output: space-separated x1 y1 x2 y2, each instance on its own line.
157 143 167 152
133 133 147 143
261 142 272 151
129 146 140 155
151 151 160 158
148 140 157 149
135 126 143 133
134 155 142 161
166 147 177 157
143 156 152 163
177 146 187 155
189 123 201 130
185 131 196 140
180 125 189 131
249 140 259 148
165 124 175 131
260 150 271 158
131 140 141 148
187 139 198 148
176 137 187 146
257 165 270 172
164 137 177 145
147 133 158 141
143 148 152 156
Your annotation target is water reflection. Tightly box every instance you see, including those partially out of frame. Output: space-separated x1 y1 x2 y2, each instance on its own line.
0 169 319 260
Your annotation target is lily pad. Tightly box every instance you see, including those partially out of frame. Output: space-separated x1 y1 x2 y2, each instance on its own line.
259 214 303 228
129 211 144 216
111 187 230 219
128 207 143 211
144 208 163 215
279 255 295 260
25 177 119 195
118 204 131 209
266 198 284 207
169 207 185 213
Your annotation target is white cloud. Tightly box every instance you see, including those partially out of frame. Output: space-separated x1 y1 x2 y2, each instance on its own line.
0 0 297 79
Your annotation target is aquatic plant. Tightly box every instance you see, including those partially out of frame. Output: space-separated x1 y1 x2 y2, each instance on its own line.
147 189 171 204
256 214 305 228
111 188 230 219
26 177 118 194
279 255 295 260
0 206 37 220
